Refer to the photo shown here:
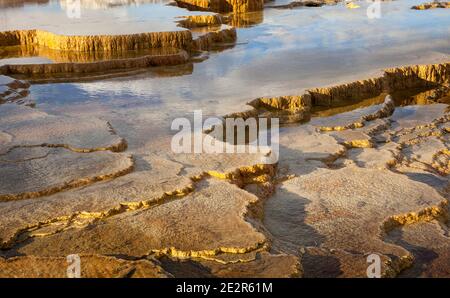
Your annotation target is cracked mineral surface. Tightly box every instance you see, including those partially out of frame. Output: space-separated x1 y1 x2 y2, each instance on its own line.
0 0 449 278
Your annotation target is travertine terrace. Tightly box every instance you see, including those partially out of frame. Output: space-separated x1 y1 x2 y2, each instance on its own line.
0 0 449 278
175 0 264 13
0 0 238 80
0 28 237 79
228 63 449 124
412 1 450 9
0 61 449 277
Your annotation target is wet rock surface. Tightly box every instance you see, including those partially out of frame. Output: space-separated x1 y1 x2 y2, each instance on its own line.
0 255 170 277
385 220 450 277
0 0 241 81
0 27 237 80
0 61 449 277
0 75 34 106
261 72 450 276
0 103 127 153
226 63 449 124
0 147 134 201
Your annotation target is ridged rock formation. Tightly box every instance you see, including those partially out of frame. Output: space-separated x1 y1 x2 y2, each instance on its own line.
0 0 49 8
192 27 236 50
0 27 236 78
0 147 300 277
246 94 312 123
177 11 264 28
265 96 450 277
177 14 225 28
308 77 384 107
226 62 449 123
316 95 395 131
0 30 193 52
160 252 299 277
0 147 134 202
248 94 312 112
412 1 450 9
385 221 450 277
0 50 190 76
384 63 449 91
226 10 264 27
175 0 264 13
0 28 237 52
0 60 449 277
0 45 180 63
313 63 449 106
0 255 170 277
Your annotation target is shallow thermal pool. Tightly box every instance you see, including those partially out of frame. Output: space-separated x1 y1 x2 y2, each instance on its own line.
0 0 213 34
7 0 450 147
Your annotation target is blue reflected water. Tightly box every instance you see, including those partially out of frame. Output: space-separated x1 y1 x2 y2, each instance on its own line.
0 0 210 34
14 0 450 141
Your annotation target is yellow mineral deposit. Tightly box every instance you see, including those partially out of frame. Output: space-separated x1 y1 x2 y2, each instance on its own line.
412 1 450 10
345 1 360 9
0 27 237 78
177 14 225 28
225 63 449 124
175 0 265 13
